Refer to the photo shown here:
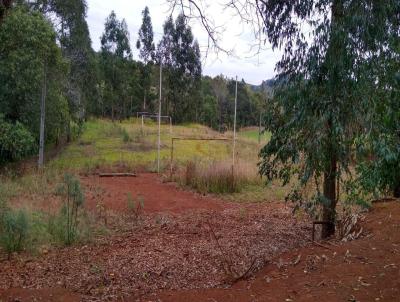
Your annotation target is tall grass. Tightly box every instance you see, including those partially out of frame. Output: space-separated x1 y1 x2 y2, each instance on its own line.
180 160 261 194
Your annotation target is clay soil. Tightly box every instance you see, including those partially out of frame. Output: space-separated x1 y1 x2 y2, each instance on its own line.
0 174 399 302
82 173 228 214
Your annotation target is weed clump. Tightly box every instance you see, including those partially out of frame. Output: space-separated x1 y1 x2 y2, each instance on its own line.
127 193 144 222
49 173 87 246
0 201 29 259
122 128 131 143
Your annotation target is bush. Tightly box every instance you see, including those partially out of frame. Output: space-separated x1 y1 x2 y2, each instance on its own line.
0 207 29 259
0 114 36 164
126 193 144 222
122 128 130 143
50 173 86 245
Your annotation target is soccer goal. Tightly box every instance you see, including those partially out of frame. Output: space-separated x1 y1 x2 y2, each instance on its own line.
141 114 173 134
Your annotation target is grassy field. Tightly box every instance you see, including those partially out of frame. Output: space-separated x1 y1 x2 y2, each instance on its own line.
0 119 289 204
238 127 271 143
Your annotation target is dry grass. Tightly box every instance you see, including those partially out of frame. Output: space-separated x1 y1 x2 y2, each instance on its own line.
177 159 262 194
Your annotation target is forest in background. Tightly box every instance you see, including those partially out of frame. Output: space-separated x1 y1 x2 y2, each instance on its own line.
0 0 269 165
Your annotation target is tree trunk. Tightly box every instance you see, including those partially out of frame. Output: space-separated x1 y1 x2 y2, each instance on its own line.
320 0 343 239
394 181 400 198
321 151 337 239
143 92 146 110
0 0 13 24
38 62 47 168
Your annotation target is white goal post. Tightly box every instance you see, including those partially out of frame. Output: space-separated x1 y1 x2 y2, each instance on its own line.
141 114 173 134
136 111 153 119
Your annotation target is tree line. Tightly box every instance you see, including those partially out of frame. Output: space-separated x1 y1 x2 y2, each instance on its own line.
0 1 265 165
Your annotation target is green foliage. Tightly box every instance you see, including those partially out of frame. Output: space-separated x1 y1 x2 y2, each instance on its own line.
136 6 155 64
99 11 135 120
200 75 268 130
157 14 202 123
121 128 130 143
0 6 70 147
0 206 29 258
51 173 85 245
101 11 131 59
258 1 399 237
0 114 36 164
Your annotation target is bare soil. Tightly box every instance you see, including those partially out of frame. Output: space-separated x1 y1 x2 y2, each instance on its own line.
0 174 399 302
82 173 228 214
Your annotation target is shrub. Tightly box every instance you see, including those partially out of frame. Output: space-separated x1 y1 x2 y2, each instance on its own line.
122 128 130 143
0 207 29 259
50 173 85 245
0 114 36 165
126 193 144 222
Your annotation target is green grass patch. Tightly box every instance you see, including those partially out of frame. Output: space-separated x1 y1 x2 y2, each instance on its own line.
239 129 271 143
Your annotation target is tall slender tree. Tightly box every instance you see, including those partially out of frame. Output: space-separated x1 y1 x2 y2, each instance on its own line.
255 1 400 238
100 11 132 121
136 6 155 110
157 13 201 122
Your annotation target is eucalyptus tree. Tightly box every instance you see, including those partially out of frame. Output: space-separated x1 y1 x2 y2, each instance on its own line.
168 0 399 238
356 21 400 198
157 13 202 122
100 10 132 121
19 0 97 138
136 6 155 110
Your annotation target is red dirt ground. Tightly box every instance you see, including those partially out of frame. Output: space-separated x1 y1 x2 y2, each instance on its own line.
82 173 228 214
149 201 400 302
0 174 399 302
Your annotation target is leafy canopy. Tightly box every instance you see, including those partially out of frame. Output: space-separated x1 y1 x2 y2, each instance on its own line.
259 1 399 213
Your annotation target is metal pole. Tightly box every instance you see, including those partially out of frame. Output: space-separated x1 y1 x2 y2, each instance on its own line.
157 63 162 173
170 138 174 178
258 112 262 144
232 76 238 169
38 63 47 168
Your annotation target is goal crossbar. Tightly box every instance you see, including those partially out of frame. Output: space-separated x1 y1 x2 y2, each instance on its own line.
141 114 173 133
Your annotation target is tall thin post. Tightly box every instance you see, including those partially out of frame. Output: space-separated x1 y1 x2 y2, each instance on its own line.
170 138 174 178
232 76 238 170
157 63 162 173
258 112 262 144
38 63 47 168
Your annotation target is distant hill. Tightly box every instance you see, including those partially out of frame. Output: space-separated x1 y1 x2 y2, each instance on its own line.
248 78 275 95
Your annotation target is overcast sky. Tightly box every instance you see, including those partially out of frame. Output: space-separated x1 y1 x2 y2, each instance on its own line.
86 0 281 85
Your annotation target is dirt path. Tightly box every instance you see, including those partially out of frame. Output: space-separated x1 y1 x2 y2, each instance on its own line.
0 174 311 301
1 174 399 302
83 173 228 214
